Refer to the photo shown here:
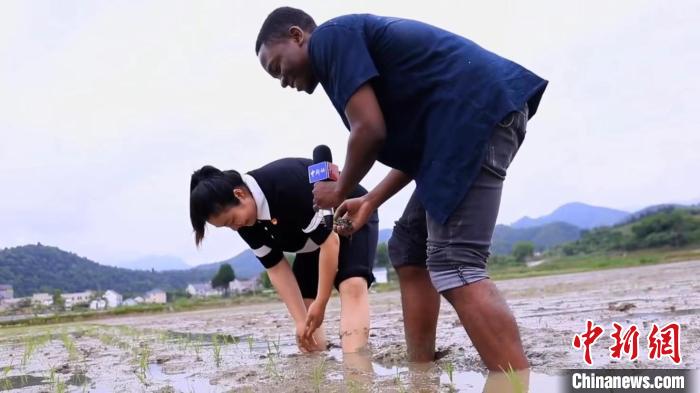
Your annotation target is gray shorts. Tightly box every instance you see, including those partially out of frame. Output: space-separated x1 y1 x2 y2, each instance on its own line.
388 105 528 293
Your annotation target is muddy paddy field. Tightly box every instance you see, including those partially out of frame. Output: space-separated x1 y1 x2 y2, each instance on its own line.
1 260 698 392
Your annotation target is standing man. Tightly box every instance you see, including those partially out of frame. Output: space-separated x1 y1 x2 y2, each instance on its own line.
255 7 547 371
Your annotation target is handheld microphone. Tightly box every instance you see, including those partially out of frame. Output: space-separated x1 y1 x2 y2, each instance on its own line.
309 145 336 228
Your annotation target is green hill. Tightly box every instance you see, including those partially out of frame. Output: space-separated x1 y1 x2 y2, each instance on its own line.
4 207 696 298
0 244 220 297
491 222 582 254
512 202 629 229
558 206 700 256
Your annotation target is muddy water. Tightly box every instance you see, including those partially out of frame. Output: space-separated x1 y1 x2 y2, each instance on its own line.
0 260 698 392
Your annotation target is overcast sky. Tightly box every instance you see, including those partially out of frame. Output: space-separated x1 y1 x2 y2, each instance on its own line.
1 1 698 267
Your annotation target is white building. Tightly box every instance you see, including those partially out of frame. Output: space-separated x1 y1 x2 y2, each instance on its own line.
1 298 26 307
32 293 53 306
89 299 106 310
186 283 221 297
229 278 260 295
0 285 13 301
62 291 94 308
144 289 166 304
103 290 122 308
372 267 389 284
122 298 138 306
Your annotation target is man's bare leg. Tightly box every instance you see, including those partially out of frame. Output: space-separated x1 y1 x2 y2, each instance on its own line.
396 265 441 362
442 279 528 371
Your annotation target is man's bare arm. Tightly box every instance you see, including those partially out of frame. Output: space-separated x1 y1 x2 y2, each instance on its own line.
335 83 386 197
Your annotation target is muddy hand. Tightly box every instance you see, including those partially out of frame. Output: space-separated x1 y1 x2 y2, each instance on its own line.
296 321 316 353
304 300 326 342
334 196 372 236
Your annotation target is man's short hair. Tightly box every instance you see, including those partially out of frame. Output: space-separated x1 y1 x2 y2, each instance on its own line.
255 7 317 54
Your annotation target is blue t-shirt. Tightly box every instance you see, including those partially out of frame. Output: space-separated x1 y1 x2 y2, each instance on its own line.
309 14 547 224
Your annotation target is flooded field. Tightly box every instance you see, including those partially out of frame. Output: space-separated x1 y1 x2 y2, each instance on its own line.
1 260 698 392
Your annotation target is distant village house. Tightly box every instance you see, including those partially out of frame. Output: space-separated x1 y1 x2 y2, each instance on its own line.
32 293 53 306
144 289 166 304
229 278 261 295
0 285 13 302
103 290 122 308
122 297 141 307
62 291 94 308
186 283 222 298
89 299 107 310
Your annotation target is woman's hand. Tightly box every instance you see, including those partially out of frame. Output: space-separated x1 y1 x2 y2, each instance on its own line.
295 320 316 353
304 299 327 342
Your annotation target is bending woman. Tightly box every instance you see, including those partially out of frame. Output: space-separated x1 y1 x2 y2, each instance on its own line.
189 158 378 353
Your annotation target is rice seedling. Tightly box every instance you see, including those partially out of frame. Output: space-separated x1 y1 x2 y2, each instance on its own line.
193 339 202 360
266 338 275 358
500 364 527 393
345 379 363 393
2 362 12 377
1 362 13 390
48 366 56 385
212 335 223 368
265 354 281 381
99 332 132 352
60 331 78 361
444 360 455 385
20 332 52 368
21 337 37 368
393 368 406 393
175 336 184 351
53 376 66 393
247 335 254 353
97 333 112 346
310 358 326 393
117 325 140 338
83 325 98 338
135 344 151 384
272 334 281 357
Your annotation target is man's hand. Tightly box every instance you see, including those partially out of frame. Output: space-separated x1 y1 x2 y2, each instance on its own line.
304 299 327 341
313 181 343 210
334 195 375 237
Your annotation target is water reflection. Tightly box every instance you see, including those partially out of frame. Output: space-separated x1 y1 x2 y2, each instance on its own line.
337 347 561 393
342 349 374 390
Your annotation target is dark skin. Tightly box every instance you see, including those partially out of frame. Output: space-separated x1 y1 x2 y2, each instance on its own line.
257 26 318 94
257 26 387 211
257 25 529 371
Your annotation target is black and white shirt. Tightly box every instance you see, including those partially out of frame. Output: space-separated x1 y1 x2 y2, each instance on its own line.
238 158 366 268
